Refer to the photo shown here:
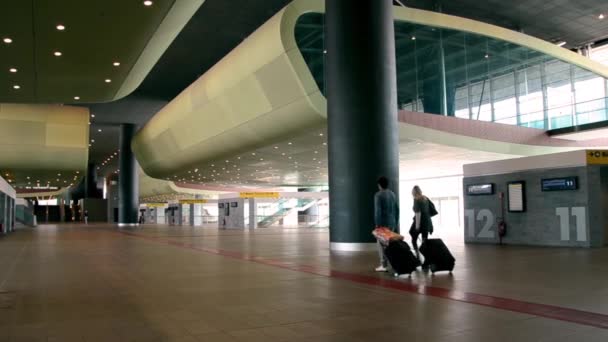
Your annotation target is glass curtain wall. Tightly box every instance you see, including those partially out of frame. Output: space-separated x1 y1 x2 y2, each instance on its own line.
295 13 608 130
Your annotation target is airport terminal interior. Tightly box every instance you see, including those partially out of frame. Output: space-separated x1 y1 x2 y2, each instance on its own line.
3 0 608 340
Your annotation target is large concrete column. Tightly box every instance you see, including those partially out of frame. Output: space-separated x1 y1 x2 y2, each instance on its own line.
177 205 183 225
249 198 257 229
326 0 400 251
118 124 139 226
189 203 195 226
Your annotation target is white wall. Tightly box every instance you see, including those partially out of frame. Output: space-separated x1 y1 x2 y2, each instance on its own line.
0 176 16 199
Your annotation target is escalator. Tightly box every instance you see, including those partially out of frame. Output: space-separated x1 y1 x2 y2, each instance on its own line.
257 199 319 228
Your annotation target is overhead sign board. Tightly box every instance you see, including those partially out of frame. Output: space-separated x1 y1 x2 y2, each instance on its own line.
179 199 208 204
146 203 166 207
541 177 578 192
466 184 494 196
586 150 608 165
239 192 280 199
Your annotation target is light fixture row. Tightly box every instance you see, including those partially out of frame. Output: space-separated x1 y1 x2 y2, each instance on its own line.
2 2 145 95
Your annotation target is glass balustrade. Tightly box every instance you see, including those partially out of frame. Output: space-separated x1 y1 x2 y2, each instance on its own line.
295 12 608 130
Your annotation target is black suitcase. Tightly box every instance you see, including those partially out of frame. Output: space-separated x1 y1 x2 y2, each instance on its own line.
384 240 420 276
419 238 455 274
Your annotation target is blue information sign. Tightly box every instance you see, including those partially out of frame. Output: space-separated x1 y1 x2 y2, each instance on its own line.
541 177 578 191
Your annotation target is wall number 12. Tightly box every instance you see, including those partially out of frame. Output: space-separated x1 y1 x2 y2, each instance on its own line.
465 209 495 239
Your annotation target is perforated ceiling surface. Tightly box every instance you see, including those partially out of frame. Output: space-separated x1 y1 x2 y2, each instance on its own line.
4 0 608 181
0 0 184 103
403 0 608 48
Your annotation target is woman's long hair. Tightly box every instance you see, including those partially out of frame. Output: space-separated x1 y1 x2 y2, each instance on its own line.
412 185 424 200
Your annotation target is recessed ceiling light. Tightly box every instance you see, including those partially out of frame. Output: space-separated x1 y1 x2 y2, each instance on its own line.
484 54 489 59
600 14 605 19
143 0 153 6
74 96 80 100
113 62 120 67
105 79 111 83
9 68 17 73
56 24 66 31
3 38 12 44
54 51 62 57
411 36 416 40
91 114 95 118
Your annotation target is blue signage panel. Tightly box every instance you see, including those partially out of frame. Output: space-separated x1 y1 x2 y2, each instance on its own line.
541 177 578 191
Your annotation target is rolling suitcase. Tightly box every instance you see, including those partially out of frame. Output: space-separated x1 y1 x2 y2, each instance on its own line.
384 240 420 276
419 238 455 274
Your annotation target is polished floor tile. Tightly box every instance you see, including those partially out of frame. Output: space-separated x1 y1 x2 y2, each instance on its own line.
0 224 607 341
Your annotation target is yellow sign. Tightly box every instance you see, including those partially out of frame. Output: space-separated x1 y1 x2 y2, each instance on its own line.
179 199 208 204
586 150 608 165
239 192 280 199
146 203 166 207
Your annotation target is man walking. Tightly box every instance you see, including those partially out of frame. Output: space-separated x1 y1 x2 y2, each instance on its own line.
374 176 399 272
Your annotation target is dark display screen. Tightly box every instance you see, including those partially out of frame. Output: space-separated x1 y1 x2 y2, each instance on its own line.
467 184 494 196
541 177 578 191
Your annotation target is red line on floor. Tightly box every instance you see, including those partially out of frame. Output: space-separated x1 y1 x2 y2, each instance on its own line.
117 230 608 330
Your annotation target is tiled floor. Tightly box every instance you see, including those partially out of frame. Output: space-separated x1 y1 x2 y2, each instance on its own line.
1 224 608 341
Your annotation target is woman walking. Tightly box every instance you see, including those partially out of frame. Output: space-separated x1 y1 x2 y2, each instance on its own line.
409 185 433 263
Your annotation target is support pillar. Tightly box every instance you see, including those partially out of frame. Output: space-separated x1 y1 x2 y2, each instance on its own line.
438 30 448 116
118 124 139 226
326 0 400 251
59 198 65 223
189 203 194 226
249 198 257 229
177 205 183 225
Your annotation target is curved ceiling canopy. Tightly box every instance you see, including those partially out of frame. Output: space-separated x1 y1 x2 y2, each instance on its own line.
139 168 225 203
0 103 89 191
133 0 608 187
0 0 204 104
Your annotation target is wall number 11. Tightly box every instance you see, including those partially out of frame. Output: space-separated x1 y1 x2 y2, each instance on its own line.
555 207 587 242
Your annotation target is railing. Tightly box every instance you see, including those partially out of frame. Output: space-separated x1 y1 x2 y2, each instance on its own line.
140 214 329 228
142 215 218 225
298 214 329 228
296 198 318 210
193 215 219 225
455 96 608 130
15 205 36 227
257 199 293 227
249 214 329 228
